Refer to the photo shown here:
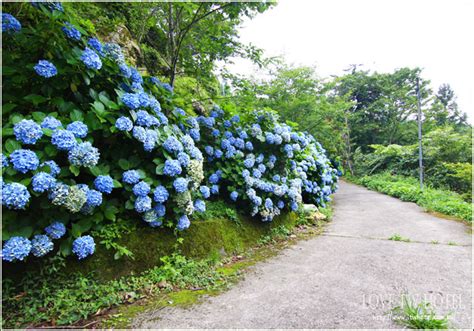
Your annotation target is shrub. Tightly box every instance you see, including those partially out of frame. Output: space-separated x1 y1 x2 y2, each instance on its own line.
1 4 339 264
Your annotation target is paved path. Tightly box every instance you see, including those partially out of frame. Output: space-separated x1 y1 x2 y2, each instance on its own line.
132 181 472 329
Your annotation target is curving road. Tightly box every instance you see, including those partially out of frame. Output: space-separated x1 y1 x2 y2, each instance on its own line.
132 181 472 329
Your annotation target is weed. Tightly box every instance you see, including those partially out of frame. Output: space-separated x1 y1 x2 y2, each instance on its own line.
448 241 458 246
430 240 439 244
388 234 411 242
391 295 450 329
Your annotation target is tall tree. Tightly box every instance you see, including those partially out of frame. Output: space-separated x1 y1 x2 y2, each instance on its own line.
426 83 467 125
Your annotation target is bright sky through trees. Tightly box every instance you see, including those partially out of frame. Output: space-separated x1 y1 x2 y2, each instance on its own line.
230 0 473 121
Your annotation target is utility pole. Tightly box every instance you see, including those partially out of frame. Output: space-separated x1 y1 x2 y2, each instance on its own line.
416 77 424 189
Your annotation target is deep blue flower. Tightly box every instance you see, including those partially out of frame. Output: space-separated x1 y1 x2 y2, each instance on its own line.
2 13 21 33
212 129 220 137
136 110 159 127
51 129 77 151
62 22 81 41
34 60 57 78
245 141 253 151
31 1 63 12
243 158 255 168
273 174 281 182
224 120 231 128
119 63 131 78
173 177 188 193
161 83 173 93
83 189 102 208
177 215 190 230
230 191 238 201
115 116 133 131
130 67 143 84
41 116 62 130
189 128 200 141
1 153 9 168
72 235 95 259
31 234 54 257
200 186 210 199
132 126 147 142
87 37 103 55
258 164 266 174
133 181 151 197
2 237 31 262
265 198 273 209
252 169 262 179
94 175 114 194
163 159 182 177
194 199 206 213
68 142 100 168
81 47 102 70
242 169 250 178
32 172 56 193
135 195 152 213
66 121 88 138
153 185 169 203
122 170 140 184
44 222 66 239
103 43 125 62
13 119 43 145
9 149 39 173
2 182 30 209
290 201 299 211
155 203 166 217
277 200 285 209
209 173 219 184
41 160 61 177
231 115 240 123
214 149 223 158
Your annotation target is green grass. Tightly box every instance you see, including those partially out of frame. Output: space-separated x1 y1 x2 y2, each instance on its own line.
346 173 472 222
391 295 451 329
388 234 411 242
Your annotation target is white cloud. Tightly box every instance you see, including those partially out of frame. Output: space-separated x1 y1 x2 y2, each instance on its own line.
227 0 474 121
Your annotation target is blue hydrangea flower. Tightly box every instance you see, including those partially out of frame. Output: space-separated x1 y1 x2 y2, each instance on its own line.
243 158 255 168
224 120 231 128
189 129 200 141
66 121 88 138
2 182 30 209
2 237 31 262
209 173 219 184
32 172 56 193
211 185 219 195
31 1 64 12
265 198 273 209
231 115 240 123
72 235 95 259
85 189 102 207
153 185 169 203
242 169 250 178
230 191 238 201
155 204 166 217
9 149 39 173
103 43 125 62
245 141 253 151
132 126 147 142
290 201 299 211
177 215 190 230
1 153 9 168
253 169 262 179
173 177 188 193
48 182 69 206
51 129 77 151
277 200 285 209
62 22 81 41
194 199 206 213
200 186 210 199
239 131 248 139
68 142 100 168
94 175 114 194
161 83 173 93
214 149 223 158
41 116 62 130
135 110 157 127
133 181 151 197
273 174 281 182
212 129 220 137
130 67 143 84
122 170 140 184
121 93 140 109
135 195 152 213
118 63 131 78
2 13 21 33
163 136 184 154
258 164 266 173
204 146 214 156
177 152 190 168
115 116 133 131
163 159 182 177
34 60 57 78
81 47 102 70
256 154 264 163
13 119 43 144
41 160 61 177
44 222 66 239
87 37 103 55
31 234 54 257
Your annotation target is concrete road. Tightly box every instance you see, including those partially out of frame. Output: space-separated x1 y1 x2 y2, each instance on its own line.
132 181 472 329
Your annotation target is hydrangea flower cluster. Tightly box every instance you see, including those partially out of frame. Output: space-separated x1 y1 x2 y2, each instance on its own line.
80 47 102 70
62 22 81 41
2 13 21 33
34 60 57 78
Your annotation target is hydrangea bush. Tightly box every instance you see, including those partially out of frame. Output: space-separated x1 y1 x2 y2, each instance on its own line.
1 4 339 264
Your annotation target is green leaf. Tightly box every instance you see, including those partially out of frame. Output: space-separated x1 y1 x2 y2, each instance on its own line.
44 145 57 157
24 94 48 106
113 180 122 188
125 200 134 210
155 164 164 175
92 100 105 113
104 205 119 221
1 128 14 137
60 237 73 256
4 139 21 153
89 166 102 176
69 165 80 176
71 223 82 237
70 109 84 122
32 112 46 122
2 103 17 113
118 159 130 170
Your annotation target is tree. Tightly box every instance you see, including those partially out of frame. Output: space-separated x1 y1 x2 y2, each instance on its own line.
426 83 467 125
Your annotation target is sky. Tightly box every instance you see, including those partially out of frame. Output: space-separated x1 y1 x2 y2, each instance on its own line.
228 0 474 121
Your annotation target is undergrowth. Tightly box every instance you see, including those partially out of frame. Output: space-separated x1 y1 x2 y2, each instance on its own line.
391 295 451 329
346 173 472 222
